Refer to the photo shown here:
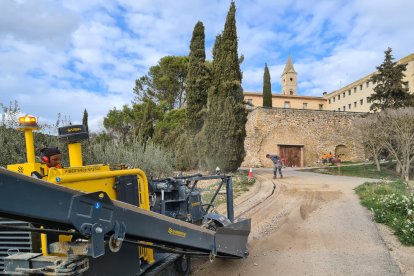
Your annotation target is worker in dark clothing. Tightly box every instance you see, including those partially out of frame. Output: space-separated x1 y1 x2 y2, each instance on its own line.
40 147 62 168
266 154 283 179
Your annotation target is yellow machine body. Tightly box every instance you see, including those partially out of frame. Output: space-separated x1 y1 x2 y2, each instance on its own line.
7 116 154 264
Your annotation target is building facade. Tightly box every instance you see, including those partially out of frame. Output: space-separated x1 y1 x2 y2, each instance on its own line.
242 108 365 168
245 56 326 110
242 53 413 168
324 53 414 112
244 53 414 112
245 93 325 110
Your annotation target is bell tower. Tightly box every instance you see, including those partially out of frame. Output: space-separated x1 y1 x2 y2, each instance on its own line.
281 55 297 95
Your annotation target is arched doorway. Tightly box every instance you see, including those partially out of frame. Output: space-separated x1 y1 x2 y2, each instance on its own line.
335 144 349 160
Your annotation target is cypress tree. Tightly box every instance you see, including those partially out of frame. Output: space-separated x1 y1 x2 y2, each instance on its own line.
82 109 89 133
201 1 247 172
370 47 413 111
262 63 272 107
186 21 210 132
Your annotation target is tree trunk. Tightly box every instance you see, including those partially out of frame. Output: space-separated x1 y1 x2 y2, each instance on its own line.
373 152 381 172
396 162 401 173
401 164 409 181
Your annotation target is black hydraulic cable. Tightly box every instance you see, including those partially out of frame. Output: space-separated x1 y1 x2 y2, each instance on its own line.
123 238 209 256
0 224 82 236
124 238 239 259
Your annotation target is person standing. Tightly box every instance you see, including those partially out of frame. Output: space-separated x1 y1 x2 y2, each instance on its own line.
266 154 283 179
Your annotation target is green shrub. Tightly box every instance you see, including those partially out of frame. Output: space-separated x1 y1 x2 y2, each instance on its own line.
83 137 173 178
356 180 414 245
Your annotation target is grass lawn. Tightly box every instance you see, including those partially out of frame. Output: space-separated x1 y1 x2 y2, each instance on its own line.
305 163 402 180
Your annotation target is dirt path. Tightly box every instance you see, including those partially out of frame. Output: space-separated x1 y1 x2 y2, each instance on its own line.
194 168 405 275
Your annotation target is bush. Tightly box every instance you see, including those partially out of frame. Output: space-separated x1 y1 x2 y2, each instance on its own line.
356 180 414 245
83 137 174 178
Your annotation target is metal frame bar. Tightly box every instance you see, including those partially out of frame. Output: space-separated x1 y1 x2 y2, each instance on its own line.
0 168 249 259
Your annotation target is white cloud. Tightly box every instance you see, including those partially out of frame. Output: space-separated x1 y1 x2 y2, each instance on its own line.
0 0 80 48
1 0 414 132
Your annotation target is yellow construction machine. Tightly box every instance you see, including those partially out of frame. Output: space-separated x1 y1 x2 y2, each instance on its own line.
0 115 250 275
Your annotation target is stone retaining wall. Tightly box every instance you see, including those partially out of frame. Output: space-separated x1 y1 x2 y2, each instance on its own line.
242 107 366 168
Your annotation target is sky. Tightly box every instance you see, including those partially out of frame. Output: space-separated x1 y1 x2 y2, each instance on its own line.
1 0 413 132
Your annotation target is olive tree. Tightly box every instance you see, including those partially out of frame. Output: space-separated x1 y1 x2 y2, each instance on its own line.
377 108 414 181
354 114 384 172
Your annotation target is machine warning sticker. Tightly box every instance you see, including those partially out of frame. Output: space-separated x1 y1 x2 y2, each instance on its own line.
63 166 102 174
168 227 187 238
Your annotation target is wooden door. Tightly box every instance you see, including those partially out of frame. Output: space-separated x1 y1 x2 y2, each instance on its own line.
279 146 301 167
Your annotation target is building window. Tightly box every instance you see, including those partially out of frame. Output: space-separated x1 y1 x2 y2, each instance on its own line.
348 104 351 110
290 89 293 95
338 108 340 111
290 77 293 81
343 106 346 111
360 84 363 90
354 87 357 93
329 99 331 104
284 101 290 108
348 90 351 95
303 103 308 109
367 97 371 103
338 95 341 100
403 81 409 89
319 104 323 110
354 101 357 107
366 81 369 87
360 99 363 105
333 97 335 103
343 92 345 98
247 99 253 110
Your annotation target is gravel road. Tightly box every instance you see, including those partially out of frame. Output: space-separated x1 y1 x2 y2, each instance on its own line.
194 168 403 275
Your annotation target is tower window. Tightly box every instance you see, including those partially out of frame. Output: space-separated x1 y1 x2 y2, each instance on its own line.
284 101 290 108
403 81 409 89
290 77 293 81
247 99 252 109
290 89 293 95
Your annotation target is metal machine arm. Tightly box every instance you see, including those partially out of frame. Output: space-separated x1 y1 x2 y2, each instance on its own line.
0 168 250 259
